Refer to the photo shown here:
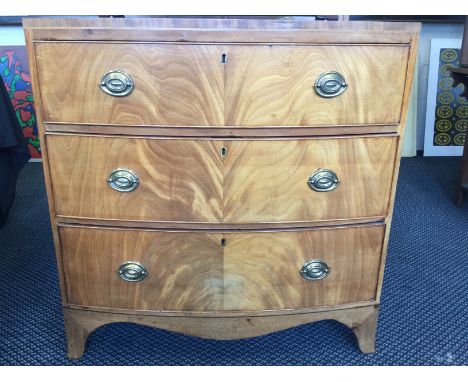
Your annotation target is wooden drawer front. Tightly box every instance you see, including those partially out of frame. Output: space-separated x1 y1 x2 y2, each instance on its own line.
60 224 383 311
60 227 224 311
35 43 407 127
34 43 224 125
224 45 409 126
47 135 223 222
47 135 396 223
224 225 384 310
223 136 398 223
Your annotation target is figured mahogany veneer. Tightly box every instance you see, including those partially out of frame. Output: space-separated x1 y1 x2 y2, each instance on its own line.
46 134 397 223
35 43 224 126
47 135 224 223
223 45 408 126
34 42 408 127
59 224 384 311
23 17 420 358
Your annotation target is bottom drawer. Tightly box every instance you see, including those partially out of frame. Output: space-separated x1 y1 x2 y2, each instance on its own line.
59 224 385 312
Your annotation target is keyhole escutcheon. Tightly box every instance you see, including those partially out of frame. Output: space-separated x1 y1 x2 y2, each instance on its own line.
221 53 227 64
221 146 227 157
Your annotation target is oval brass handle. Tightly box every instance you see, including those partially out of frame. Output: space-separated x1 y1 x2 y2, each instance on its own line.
117 261 148 282
314 71 347 98
107 168 139 192
99 70 134 97
308 169 339 192
300 259 329 281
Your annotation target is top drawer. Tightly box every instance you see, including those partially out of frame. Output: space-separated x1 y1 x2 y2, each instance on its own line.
34 43 225 126
34 43 409 127
224 45 409 126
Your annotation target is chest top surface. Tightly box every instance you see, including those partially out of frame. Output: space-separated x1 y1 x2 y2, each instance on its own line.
23 17 420 43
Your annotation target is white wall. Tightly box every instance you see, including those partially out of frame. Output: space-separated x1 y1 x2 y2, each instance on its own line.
0 26 25 45
416 23 465 150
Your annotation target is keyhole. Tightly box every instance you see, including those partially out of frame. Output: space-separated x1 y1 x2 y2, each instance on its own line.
221 53 227 64
221 147 227 157
221 238 226 247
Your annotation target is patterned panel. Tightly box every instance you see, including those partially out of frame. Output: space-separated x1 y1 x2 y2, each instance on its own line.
0 46 40 158
433 48 468 147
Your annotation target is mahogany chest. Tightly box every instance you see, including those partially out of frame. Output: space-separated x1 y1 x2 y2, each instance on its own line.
23 17 420 358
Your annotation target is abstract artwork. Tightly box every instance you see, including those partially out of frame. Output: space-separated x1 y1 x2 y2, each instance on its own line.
424 39 466 156
0 45 40 158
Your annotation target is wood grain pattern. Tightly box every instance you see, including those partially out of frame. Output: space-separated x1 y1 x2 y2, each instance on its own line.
24 29 70 305
60 227 224 311
223 225 384 310
35 42 407 127
225 45 409 126
46 135 223 222
66 299 376 317
352 307 378 353
23 17 422 33
23 18 420 44
43 123 400 137
47 135 397 224
223 137 398 222
59 224 383 312
63 304 378 358
34 43 225 126
56 216 385 231
23 17 420 357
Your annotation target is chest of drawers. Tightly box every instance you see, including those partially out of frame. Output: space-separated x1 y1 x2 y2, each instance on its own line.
24 17 419 358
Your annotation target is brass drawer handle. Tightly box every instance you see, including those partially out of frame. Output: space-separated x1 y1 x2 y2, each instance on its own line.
99 70 134 97
314 71 347 98
308 168 339 192
117 261 148 282
300 259 329 281
107 168 139 192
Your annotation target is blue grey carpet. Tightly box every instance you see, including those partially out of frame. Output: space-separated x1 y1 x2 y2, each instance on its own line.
0 157 467 365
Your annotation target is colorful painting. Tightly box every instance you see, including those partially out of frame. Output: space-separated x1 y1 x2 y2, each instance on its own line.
0 46 40 158
424 39 465 156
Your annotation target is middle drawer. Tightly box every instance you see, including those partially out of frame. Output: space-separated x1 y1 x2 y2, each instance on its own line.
47 134 397 224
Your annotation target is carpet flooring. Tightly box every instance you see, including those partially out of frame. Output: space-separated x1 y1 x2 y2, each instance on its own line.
0 157 467 365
